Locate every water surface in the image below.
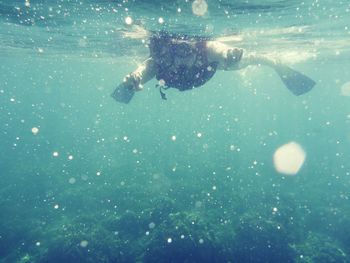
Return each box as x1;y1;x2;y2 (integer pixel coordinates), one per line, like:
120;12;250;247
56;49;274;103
1;0;350;262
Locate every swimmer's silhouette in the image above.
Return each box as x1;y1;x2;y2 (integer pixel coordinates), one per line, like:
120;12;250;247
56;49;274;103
112;31;315;103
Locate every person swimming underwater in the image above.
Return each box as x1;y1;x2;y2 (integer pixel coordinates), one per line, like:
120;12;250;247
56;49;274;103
111;31;316;104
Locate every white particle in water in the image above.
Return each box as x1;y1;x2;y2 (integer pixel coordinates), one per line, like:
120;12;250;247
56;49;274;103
272;207;278;212
341;81;350;96
158;17;164;24
35;241;40;246
199;238;204;244
149;222;156;229
273;142;306;175
125;16;133;25
167;238;172;243
80;240;88;248
81;175;88;181
54;204;59;209
52;151;59;157
153;173;160;180
96;171;101;176
171;135;177;141
197;132;202;138
180;234;185;239
68;177;76;184
195;201;202;208
68;155;73;160
31;127;39;135
78;38;88;47
192;0;208;16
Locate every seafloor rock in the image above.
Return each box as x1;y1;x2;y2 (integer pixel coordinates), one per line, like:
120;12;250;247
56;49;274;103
28;216;133;263
293;232;349;263
232;214;295;263
140;211;231;263
148;198;177;225
115;210;143;237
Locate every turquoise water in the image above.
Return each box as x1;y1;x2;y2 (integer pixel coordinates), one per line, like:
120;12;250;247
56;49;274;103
1;0;350;262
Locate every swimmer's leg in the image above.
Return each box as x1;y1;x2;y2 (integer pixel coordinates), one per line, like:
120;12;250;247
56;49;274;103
273;64;316;95
236;54;315;96
206;41;243;70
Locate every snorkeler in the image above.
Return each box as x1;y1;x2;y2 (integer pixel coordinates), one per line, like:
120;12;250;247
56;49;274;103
111;31;316;103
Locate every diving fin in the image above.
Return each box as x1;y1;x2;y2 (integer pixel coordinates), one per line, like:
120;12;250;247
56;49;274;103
111;83;135;104
274;65;315;96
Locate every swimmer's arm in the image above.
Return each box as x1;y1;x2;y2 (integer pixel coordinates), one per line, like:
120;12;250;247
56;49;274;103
122;58;156;91
111;58;156;103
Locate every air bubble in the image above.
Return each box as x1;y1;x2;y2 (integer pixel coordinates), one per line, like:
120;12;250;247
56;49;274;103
192;0;208;16
273;142;306;175
31;127;39;135
125;16;133;25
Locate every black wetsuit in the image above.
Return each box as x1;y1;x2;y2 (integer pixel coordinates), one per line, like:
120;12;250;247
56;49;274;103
149;32;219;91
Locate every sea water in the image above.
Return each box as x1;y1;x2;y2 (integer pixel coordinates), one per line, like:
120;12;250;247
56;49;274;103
1;0;350;262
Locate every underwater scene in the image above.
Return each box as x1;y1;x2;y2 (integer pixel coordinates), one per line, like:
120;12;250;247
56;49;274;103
1;0;350;262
